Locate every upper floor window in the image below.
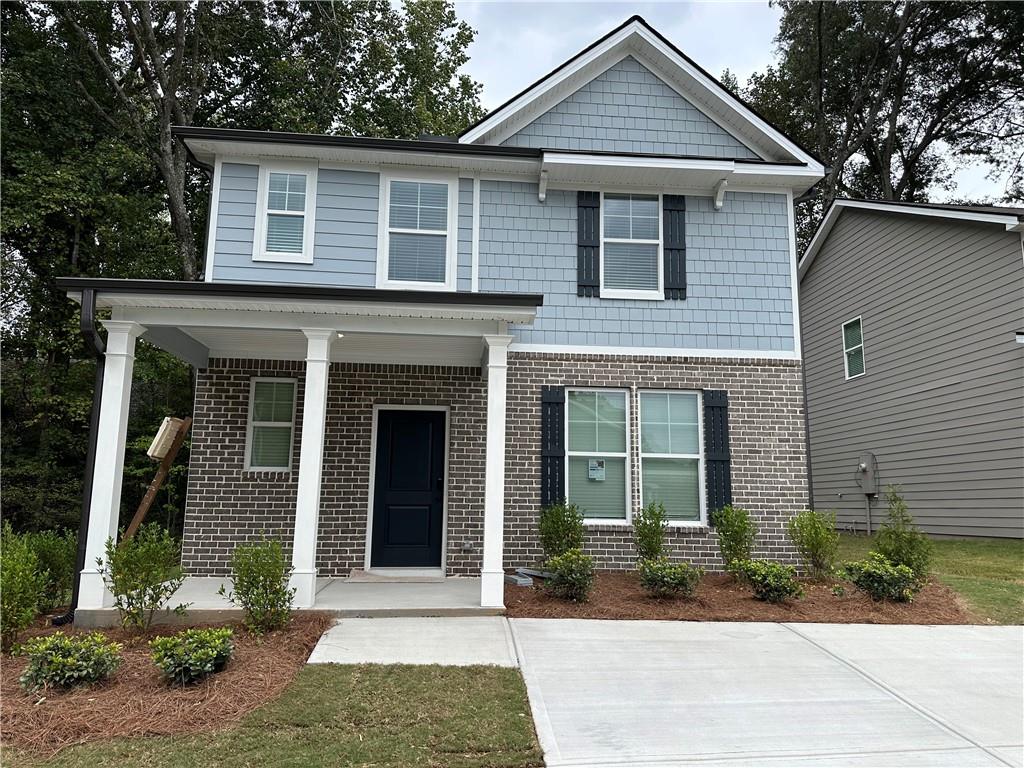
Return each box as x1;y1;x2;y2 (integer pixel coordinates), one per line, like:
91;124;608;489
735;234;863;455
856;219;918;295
378;175;458;291
601;193;662;300
843;317;866;379
253;162;318;264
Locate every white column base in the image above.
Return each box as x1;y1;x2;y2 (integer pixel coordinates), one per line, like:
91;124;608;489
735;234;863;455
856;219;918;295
77;569;113;609
290;569;317;609
480;569;505;609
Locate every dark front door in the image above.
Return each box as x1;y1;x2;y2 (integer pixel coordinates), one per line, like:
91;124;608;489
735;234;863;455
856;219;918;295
370;409;445;568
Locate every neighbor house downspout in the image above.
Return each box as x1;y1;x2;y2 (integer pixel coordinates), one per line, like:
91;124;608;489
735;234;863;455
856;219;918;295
52;288;106;626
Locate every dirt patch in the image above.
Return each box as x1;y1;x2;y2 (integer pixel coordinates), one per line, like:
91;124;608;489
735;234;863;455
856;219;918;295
1;612;332;759
505;572;974;624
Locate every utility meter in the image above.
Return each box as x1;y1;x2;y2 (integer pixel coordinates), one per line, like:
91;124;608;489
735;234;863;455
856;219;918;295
854;452;878;496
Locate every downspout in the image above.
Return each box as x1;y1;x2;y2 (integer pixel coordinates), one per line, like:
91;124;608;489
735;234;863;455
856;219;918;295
52;288;105;626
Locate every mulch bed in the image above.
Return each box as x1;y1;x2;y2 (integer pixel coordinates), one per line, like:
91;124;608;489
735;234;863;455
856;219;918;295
505;571;975;624
1;612;332;759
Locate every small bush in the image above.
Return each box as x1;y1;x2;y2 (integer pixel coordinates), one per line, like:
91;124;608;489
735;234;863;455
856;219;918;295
97;524;187;631
712;505;757;573
734;559;804;603
544;548;594;602
538;502;585;560
786;509;839;578
19;632;122;691
638;557;702;599
25;529;77;611
150;627;234;685
875;487;931;579
1;523;47;651
632;502;667;561
219;538;295;634
843;552;923;603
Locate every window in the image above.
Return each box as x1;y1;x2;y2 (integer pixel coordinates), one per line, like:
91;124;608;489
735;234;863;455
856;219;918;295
378;176;457;290
843;317;866;379
246;378;296;471
601;193;662;299
253;163;317;264
639;391;703;523
566;389;629;520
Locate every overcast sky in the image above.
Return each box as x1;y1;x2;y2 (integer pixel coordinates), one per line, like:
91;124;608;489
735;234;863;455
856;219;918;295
455;1;1005;201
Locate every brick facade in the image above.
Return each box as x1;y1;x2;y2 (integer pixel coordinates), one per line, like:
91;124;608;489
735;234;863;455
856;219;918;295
182;353;807;577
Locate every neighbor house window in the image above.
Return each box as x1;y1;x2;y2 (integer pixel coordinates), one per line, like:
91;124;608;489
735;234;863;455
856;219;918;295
601;193;662;299
566;389;629;520
843;317;866;379
378;176;457;290
639;391;703;522
246;378;296;471
253;163;317;264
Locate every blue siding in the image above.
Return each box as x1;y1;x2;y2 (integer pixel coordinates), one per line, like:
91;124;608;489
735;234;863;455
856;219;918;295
478;181;794;351
457;177;473;291
501;56;760;159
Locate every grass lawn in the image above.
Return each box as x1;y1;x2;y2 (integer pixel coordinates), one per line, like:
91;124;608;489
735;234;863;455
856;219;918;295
12;664;543;768
839;534;1024;624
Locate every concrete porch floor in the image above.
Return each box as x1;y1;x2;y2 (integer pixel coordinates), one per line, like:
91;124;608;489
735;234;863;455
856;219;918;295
73;575;496;627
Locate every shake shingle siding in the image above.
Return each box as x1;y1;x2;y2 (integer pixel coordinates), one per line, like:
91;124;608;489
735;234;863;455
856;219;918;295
801;209;1024;537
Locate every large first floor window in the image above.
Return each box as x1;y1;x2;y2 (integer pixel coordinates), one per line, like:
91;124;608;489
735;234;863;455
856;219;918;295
639;391;702;522
566;389;629;520
246;378;296;471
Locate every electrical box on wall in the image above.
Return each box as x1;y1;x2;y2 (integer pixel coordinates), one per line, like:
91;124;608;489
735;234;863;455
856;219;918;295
854;452;878;496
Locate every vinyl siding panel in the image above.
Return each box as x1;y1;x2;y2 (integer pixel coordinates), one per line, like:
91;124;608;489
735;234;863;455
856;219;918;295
800;209;1024;537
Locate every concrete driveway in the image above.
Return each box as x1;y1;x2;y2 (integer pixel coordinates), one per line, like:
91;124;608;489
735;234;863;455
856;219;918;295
509;620;1024;768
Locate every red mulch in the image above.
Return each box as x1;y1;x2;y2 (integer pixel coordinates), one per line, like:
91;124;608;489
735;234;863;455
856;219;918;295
1;612;332;759
505;571;975;624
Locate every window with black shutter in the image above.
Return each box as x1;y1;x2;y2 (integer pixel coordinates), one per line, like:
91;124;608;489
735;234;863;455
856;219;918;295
663;195;687;299
540;386;566;506
577;191;600;297
703;389;732;523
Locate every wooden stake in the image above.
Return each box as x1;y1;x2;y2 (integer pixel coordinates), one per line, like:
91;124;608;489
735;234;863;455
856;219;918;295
121;416;192;543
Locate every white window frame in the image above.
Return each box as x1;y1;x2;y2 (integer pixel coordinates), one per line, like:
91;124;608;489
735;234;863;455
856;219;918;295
244;377;297;472
599;191;664;301
842;315;866;380
252;161;318;265
637;389;707;527
376;171;459;292
564;387;632;526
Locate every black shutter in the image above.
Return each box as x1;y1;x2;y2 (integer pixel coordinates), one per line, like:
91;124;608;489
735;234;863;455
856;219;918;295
663;194;687;299
540;386;566;507
577;191;600;297
703;389;732;524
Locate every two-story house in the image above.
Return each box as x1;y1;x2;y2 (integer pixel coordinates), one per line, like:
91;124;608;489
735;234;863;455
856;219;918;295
59;16;825;616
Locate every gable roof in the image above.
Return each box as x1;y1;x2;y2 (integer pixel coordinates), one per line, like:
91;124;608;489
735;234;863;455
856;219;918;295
459;15;824;171
799;198;1024;280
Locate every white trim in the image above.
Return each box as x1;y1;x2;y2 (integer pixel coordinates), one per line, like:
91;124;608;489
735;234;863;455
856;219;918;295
376;171;459;292
564;387;632;524
471;174;481;292
364;404;450;572
203;158;222;282
509;342;800;360
252;160;318;265
599;191;664;301
636;389;706;527
799;199;1024;280
842;315;866;380
244;377;298;472
786;189;803;358
481;335;512;607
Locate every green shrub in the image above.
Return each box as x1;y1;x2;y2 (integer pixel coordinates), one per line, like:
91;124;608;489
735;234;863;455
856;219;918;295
875;487;931;579
538;502;585;560
638;557;702;599
150;627;234;685
97;524;187;630
544;548;594;602
786;509;839;578
632;502;667;561
19;632;122;691
734;559;804;603
712;505;757;573
1;523;46;651
25;529;77;611
843;552;923;603
219;538;295;634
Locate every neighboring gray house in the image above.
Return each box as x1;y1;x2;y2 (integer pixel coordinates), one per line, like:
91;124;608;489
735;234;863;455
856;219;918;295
59;16;826;615
799;199;1024;538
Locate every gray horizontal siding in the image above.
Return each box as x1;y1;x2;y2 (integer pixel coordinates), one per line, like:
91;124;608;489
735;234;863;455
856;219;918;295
800;209;1024;538
501;56;760;159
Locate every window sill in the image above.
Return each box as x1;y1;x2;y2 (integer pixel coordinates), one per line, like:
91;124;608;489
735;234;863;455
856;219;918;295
583;519;708;530
600;289;664;301
376;279;457;292
253;251;314;265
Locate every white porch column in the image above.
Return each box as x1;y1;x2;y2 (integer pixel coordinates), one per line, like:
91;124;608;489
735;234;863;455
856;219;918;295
481;334;513;608
78;320;145;609
290;328;336;608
